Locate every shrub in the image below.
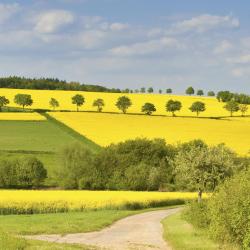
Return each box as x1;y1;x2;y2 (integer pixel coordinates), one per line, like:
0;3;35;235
208;170;250;248
58;143;95;189
0;157;47;188
184;201;210;229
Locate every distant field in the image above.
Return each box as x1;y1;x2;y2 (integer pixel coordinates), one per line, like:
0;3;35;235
0;88;244;117
50;112;250;155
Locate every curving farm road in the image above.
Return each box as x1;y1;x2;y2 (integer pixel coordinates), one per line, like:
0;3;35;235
27;208;181;250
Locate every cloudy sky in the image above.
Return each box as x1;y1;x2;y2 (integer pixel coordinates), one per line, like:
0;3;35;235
0;0;250;93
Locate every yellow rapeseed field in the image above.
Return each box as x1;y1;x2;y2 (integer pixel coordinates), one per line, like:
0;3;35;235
50;112;250;155
0;112;46;121
0;190;200;214
0;88;241;117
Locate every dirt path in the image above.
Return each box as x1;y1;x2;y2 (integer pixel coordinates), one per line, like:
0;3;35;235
27;208;181;250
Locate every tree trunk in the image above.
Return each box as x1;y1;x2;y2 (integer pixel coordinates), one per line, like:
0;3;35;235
198;188;202;203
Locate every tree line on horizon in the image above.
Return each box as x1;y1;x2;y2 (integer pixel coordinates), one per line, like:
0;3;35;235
0;93;249;117
1;77;250;104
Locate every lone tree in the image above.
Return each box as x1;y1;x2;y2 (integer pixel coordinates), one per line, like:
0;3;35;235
166;88;172;94
14;94;33;110
239;104;248;117
141;102;156;115
223;100;239;117
116;96;132;114
166;99;182;116
72;94;85;112
147;87;154;93
93;98;105;112
207;91;215;96
185;86;195;95
197;89;204;96
140;87;146;93
189;101;206;116
49;98;59;110
0;96;9;111
159;89;162;94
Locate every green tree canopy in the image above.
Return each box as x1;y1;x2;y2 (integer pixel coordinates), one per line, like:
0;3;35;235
147;87;154;93
0;96;9;111
49;98;59;110
223;100;239;116
116;96;132;113
166;88;172;94
140;87;146;93
239;104;248;117
14;94;33;110
72;94;85;111
185;86;195;95
207;91;215;96
197;89;204;96
93;98;105;112
189;101;206;116
166;99;182;116
172;142;238;191
141;102;156;115
217;91;234;102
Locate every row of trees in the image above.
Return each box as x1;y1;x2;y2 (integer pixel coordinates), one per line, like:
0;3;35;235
0;76;121;93
217;90;250;104
1;77;250;102
0;94;248;116
57;139;246;191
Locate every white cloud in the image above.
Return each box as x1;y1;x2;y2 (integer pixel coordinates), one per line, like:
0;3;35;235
34;10;74;33
109;22;129;31
213;40;233;54
171;14;239;34
0;3;20;24
227;54;250;64
110;37;181;56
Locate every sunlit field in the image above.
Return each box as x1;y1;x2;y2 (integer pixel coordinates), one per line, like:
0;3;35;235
0;88;240;117
50;112;250;155
0;112;45;120
0;190;200;214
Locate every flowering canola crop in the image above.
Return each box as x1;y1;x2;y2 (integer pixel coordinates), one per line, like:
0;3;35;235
0;88;242;117
50;112;250;155
0;112;46;121
0;190;199;214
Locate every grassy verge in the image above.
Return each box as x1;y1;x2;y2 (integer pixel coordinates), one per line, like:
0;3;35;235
0;232;94;250
163;212;239;250
0;206;182;235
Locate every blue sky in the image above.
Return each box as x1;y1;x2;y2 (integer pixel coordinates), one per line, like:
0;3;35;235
0;0;250;93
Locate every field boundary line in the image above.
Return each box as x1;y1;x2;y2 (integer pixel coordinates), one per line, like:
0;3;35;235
41;112;101;152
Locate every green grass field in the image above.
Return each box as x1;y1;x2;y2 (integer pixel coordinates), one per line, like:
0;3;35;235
0;210;136;235
0;120;78;152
